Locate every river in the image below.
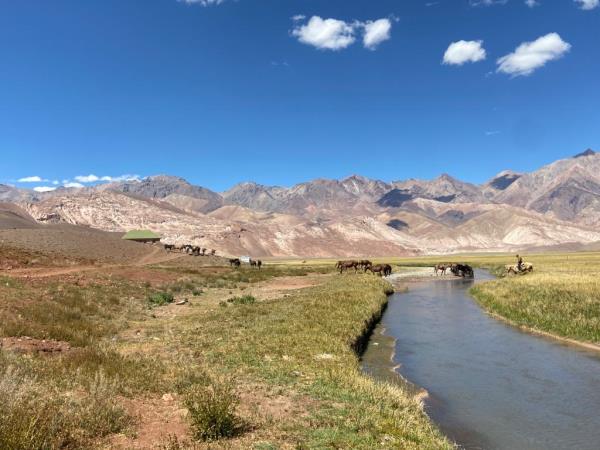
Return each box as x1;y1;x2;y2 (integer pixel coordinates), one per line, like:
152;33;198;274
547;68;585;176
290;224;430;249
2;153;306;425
362;270;600;450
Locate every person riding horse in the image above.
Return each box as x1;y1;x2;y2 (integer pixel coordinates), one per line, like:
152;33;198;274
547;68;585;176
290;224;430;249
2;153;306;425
516;254;524;272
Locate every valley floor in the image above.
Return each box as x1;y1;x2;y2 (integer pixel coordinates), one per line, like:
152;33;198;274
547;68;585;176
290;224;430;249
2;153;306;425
0;250;450;449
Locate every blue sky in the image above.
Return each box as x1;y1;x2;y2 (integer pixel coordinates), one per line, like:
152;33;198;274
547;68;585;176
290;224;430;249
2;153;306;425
1;0;598;192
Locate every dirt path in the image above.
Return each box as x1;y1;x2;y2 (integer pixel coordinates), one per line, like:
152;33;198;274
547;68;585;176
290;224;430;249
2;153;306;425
132;246;182;266
2;247;182;279
4;265;101;279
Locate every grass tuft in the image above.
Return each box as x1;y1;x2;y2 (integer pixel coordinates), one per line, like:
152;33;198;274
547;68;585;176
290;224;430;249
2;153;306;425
227;295;256;305
183;378;244;442
148;291;175;307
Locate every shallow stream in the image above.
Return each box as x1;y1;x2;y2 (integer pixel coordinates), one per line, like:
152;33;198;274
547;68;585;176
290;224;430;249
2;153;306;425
362;270;600;450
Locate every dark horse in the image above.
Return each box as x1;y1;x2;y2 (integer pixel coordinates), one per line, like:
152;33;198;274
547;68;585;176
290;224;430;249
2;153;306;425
366;264;392;277
249;259;263;269
359;260;373;272
229;258;241;268
336;260;359;274
450;263;474;278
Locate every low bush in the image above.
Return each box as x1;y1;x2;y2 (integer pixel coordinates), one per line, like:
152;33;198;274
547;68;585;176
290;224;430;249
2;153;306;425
183;378;243;441
148;291;175;307
226;295;256;305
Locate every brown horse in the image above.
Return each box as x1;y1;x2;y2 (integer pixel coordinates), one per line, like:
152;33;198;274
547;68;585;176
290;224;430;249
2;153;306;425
366;264;385;276
359;260;373;271
229;258;241;268
434;264;450;276
249;259;262;269
336;260;359;274
383;264;392;277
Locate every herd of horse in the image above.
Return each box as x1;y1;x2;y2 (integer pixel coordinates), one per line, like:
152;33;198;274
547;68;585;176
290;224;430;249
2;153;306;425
164;244;216;257
335;260;393;276
434;263;475;278
229;258;263;269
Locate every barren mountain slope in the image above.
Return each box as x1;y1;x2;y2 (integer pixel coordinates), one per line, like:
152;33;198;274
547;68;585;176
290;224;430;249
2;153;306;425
224;176;391;217
99;175;224;213
21;191;421;257
493;150;600;224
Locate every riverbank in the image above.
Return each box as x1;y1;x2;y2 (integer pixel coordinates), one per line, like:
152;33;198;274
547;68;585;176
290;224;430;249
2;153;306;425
382;252;600;348
470;265;600;347
0;260;452;448
364;269;600;450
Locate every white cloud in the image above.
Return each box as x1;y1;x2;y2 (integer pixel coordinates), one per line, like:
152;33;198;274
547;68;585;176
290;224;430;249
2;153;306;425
33;186;56;193
178;0;225;5
292;15;306;22
470;0;508;6
363;19;392;50
575;0;599;10
74;174;100;183
18;176;46;183
443;40;486;65
102;174;141;182
291;16;357;51
291;16;393;51
525;0;540;7
497;32;571;77
52;180;59;185
64;182;84;188
486;130;501;136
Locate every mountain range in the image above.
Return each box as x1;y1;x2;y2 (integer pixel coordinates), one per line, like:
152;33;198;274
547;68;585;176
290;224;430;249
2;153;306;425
3;149;600;257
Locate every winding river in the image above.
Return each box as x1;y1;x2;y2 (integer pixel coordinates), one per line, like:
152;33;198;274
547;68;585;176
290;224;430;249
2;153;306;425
362;270;600;450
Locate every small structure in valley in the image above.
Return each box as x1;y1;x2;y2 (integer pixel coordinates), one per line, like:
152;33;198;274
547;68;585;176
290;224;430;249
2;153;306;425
121;229;161;243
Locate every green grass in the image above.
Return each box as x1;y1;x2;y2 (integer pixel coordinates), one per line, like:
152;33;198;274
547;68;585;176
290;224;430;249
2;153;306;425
464;252;600;344
167;275;451;449
148;291;175;307
226;295;256;305
0;263;450;448
183;377;244;441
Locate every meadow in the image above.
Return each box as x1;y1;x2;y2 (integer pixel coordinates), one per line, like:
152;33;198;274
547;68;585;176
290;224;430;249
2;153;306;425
273;252;600;346
0;261;451;449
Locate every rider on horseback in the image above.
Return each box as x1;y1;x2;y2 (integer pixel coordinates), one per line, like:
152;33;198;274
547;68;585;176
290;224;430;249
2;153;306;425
516;254;524;272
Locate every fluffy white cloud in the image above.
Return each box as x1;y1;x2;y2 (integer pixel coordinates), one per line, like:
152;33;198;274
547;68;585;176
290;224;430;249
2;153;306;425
33;186;56;193
291;16;393;51
497;32;571;77
363;19;392;50
74;174;100;183
575;0;599;9
525;0;540;7
18;176;46;183
443;40;486;65
64;182;84;188
291;16;357;51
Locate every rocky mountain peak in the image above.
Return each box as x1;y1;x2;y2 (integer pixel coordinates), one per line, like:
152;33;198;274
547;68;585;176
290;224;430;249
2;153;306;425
574;149;596;158
485;170;522;191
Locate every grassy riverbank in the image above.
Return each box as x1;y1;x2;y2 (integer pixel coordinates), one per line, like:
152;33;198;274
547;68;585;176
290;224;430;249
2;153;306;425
0;260;451;448
469;253;600;345
382;252;600;346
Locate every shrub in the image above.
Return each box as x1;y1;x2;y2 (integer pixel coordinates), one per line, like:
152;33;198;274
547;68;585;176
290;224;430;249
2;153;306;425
183;379;242;441
148;292;175;307
192;288;203;297
226;295;256;306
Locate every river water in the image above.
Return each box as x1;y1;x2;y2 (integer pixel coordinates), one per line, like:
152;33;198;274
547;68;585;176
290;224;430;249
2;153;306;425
363;270;600;450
